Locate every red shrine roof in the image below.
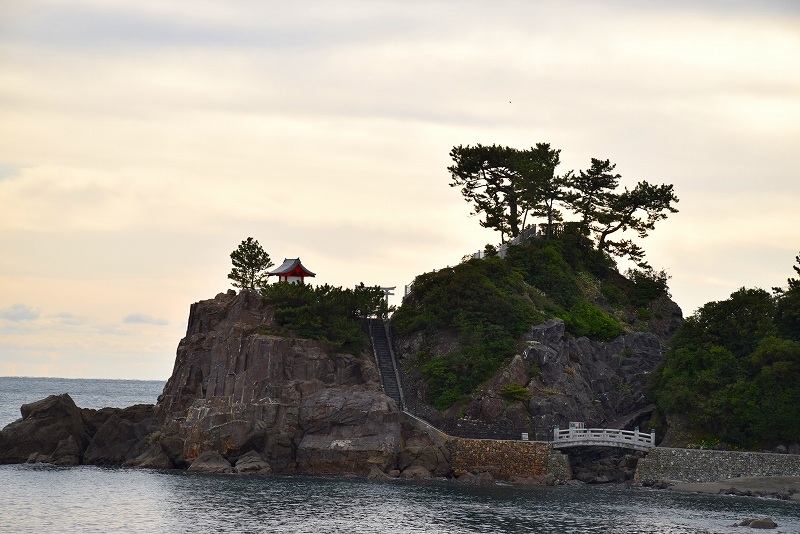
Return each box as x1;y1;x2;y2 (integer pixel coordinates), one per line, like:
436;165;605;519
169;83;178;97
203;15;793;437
268;258;316;278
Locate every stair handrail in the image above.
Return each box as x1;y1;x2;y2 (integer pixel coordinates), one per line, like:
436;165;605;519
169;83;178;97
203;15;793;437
382;320;406;411
367;320;386;392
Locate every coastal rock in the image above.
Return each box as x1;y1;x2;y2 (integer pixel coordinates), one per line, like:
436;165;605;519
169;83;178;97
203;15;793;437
367;464;390;480
234;451;272;475
188;450;232;474
124;443;173;469
83;405;158;465
740;517;777;529
0;394;89;464
398;445;450;477
50;435;82;466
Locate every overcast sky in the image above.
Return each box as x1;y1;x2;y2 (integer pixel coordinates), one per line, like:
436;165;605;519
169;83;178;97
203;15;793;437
1;0;799;380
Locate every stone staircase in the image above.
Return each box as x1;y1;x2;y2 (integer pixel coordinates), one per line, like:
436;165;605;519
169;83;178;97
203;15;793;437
368;319;403;410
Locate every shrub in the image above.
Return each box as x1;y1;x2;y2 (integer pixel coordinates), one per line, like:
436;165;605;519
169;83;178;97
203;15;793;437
499;383;532;402
560;301;624;341
625;268;671;307
261;281;385;354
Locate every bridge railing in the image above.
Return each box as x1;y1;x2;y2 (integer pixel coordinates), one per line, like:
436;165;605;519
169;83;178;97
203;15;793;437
553;426;655;449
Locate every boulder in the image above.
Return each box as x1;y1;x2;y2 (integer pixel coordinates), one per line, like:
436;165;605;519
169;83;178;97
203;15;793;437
188;450;232;474
0;394;89;464
50;435;82;466
234;451;272;475
739;517;777;529
400;465;431;479
398;445;450;477
124;443;173;469
366;465;389;480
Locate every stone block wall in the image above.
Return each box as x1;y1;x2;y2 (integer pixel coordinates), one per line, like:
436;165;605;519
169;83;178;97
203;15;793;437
547;449;572;482
449;438;550;477
636;447;800;484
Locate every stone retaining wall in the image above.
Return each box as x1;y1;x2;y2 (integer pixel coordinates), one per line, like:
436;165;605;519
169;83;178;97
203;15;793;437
449;438;550;477
547;449;572;482
636;447;800;484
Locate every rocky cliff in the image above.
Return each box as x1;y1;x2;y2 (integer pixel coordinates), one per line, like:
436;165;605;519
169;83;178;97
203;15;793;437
397;297;681;442
0;290;414;475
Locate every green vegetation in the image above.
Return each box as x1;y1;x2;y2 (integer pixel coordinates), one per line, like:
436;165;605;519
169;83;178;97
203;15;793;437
393;257;539;409
499;383;532;402
649;253;800;448
228;237;274;291
395;234;672;410
261;282;386;355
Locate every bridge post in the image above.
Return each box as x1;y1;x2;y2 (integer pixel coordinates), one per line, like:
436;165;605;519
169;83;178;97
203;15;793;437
650;429;655;446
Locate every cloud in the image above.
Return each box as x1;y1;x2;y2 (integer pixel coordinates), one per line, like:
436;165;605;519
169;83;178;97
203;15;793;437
0;303;40;322
122;313;169;326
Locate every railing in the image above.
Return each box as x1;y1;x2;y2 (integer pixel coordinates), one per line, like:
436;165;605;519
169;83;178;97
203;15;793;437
552;426;656;451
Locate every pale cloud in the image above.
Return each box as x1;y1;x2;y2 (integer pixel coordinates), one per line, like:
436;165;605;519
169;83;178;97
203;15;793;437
0;0;798;378
122;313;169;326
0;304;40;322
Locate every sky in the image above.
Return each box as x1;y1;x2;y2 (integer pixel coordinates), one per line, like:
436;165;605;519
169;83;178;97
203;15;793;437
1;0;799;380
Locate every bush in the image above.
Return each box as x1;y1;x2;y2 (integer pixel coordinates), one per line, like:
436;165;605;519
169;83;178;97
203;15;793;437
499;383;532;402
261;282;385;354
560;301;624;341
626;268;671;307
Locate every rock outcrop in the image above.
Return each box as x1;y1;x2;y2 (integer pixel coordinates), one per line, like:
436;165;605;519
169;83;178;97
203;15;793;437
155;289;396;474
1;289;406;476
0;394;90;464
0;393;160;467
397;317;672;441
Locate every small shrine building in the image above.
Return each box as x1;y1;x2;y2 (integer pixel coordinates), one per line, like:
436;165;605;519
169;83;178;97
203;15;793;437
268;258;316;284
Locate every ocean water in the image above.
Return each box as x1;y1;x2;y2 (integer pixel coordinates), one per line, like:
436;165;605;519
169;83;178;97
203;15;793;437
1;378;800;534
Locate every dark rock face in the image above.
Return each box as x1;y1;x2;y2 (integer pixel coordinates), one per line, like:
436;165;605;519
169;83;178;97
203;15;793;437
296;388;400;475
522;320;664;438
83;405;159;465
396;317;670;441
0;394;160;467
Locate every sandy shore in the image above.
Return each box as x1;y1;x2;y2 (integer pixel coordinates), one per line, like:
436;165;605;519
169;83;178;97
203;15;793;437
667;476;800;502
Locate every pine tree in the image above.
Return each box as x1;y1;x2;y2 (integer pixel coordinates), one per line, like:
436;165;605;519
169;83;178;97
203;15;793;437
227;237;274;290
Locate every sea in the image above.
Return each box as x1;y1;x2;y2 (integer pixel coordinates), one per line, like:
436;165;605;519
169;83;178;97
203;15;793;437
1;377;799;534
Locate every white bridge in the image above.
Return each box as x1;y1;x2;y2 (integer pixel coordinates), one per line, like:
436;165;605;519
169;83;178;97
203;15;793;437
552;423;655;452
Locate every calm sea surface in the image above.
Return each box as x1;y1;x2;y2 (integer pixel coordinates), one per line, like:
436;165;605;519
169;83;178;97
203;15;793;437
1;377;799;534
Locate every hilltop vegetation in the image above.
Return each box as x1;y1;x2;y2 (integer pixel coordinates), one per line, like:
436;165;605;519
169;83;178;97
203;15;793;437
393;232;673;410
649;253;800;449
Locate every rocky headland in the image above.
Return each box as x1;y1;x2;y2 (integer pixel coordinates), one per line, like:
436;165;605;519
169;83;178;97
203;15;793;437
0;290;448;477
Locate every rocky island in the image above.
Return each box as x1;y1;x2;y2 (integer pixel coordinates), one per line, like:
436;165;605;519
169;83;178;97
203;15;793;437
0;289;449;477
